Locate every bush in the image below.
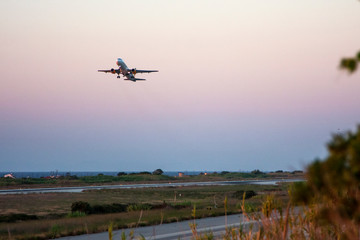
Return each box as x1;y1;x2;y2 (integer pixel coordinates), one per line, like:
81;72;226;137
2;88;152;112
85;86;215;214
292;126;360;238
71;201;91;214
70;202;129;215
0;213;38;223
251;169;264;174
49;224;63;238
152;169;164;175
63;172;78;179
232;190;257;199
127;203;152;212
91;203;127;214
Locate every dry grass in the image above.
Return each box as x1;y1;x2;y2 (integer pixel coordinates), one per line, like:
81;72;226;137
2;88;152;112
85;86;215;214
0;184;288;239
184;182;360;240
190;190;360;240
0;185;284;216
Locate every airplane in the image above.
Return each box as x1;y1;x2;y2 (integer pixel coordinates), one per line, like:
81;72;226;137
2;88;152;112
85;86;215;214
98;58;158;82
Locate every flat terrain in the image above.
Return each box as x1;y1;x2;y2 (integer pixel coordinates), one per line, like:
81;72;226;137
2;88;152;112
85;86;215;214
0;172;302;239
0;171;303;190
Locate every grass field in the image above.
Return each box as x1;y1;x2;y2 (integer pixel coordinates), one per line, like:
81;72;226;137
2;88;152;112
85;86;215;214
0;183;290;239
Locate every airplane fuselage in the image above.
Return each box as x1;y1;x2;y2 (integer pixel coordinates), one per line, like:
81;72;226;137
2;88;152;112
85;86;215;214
117;58;137;79
117;58;129;75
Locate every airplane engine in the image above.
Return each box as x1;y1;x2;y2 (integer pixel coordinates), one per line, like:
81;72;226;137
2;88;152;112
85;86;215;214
111;68;115;74
131;68;137;74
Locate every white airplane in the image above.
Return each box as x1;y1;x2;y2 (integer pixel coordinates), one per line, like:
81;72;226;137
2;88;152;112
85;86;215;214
98;58;158;82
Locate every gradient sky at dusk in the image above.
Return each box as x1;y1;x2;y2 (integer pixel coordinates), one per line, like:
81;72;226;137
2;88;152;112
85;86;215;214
1;0;360;172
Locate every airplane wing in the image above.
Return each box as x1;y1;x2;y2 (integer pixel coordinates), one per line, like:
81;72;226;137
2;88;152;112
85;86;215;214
98;68;121;74
134;70;158;73
128;69;158;74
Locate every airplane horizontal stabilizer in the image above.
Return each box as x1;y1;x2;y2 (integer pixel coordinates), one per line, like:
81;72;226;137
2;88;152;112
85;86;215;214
125;78;146;81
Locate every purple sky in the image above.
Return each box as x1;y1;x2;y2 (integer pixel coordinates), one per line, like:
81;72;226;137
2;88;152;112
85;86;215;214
1;0;360;172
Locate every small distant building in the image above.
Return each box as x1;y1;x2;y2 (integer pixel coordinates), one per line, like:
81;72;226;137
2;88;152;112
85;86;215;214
178;172;185;177
4;173;15;179
44;175;61;179
204;172;208;176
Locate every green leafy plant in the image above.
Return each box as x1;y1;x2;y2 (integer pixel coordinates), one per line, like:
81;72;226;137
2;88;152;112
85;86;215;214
339;50;360;74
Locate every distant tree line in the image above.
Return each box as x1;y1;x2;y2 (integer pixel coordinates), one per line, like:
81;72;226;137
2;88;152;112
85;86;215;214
117;169;164;176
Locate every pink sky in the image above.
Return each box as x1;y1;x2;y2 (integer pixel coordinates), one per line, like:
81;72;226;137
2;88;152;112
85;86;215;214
1;0;360;171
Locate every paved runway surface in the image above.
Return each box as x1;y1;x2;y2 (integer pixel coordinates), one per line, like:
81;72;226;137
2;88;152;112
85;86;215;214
57;213;257;240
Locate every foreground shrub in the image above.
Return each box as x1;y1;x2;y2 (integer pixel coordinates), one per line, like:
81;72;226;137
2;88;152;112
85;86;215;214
195;126;360;240
291;126;360;239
